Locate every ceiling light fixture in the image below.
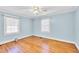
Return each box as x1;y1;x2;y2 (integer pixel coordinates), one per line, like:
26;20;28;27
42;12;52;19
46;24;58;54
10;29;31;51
32;6;47;16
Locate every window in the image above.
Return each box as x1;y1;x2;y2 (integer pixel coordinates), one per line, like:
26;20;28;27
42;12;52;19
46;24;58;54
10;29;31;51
41;19;50;32
4;16;19;34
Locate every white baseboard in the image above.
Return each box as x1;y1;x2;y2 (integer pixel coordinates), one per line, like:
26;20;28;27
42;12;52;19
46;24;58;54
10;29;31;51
75;43;79;50
34;35;79;49
0;34;79;50
34;35;75;44
0;34;75;45
0;35;32;45
17;35;32;40
0;39;14;45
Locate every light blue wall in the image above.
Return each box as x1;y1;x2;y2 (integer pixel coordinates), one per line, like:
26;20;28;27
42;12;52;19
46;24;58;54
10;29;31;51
0;11;77;46
0;14;4;42
33;12;75;42
75;8;79;47
0;13;32;43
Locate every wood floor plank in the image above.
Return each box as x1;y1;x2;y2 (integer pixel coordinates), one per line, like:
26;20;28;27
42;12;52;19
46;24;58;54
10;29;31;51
0;35;78;53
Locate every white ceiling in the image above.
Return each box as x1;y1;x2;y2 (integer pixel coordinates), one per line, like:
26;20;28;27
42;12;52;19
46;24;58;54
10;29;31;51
0;6;78;18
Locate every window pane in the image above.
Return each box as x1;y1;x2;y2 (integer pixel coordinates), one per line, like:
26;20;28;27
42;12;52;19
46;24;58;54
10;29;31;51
4;16;19;34
41;19;50;32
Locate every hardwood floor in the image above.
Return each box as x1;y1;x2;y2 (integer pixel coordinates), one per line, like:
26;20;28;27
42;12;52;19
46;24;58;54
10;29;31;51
0;35;78;53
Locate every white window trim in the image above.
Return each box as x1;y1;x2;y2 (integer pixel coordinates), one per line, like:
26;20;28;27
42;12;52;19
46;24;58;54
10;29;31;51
41;19;50;33
4;16;20;35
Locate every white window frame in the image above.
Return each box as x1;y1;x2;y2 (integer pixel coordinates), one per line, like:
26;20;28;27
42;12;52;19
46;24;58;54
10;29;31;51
41;19;50;32
4;16;20;35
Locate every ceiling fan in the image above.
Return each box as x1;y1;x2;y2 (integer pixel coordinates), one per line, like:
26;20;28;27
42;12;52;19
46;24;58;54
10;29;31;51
32;6;47;16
